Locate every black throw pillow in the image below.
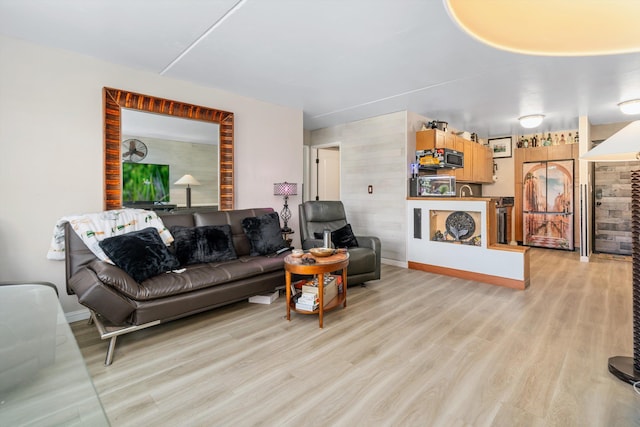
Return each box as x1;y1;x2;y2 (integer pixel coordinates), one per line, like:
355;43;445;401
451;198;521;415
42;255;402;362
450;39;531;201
170;224;237;265
241;212;287;256
331;224;359;248
98;227;180;283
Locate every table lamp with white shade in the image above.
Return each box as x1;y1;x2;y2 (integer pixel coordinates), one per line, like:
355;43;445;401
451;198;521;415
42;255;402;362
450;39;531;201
174;174;201;208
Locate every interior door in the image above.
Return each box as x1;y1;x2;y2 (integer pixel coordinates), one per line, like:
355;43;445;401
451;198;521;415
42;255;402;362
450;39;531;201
314;147;340;200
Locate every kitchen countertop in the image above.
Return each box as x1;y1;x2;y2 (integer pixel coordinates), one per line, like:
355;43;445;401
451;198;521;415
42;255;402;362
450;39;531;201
406;196;495;202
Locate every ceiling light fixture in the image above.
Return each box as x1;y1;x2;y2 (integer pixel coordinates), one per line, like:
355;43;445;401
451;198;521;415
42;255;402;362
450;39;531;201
518;115;545;128
444;0;640;56
618;99;640;115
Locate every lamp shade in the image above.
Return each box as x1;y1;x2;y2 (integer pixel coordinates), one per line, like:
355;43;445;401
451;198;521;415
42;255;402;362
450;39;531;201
174;174;201;186
581;121;640;162
274;182;297;196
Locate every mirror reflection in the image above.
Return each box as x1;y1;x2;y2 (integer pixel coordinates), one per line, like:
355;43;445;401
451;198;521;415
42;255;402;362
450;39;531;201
121;109;219;209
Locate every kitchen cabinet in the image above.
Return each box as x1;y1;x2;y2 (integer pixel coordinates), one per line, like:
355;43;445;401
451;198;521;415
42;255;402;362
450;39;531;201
472;142;493;183
416;129;493;184
417;128;445;149
461;139;474;181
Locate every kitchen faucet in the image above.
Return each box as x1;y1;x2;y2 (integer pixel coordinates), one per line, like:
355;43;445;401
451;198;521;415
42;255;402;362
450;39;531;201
459;184;473;197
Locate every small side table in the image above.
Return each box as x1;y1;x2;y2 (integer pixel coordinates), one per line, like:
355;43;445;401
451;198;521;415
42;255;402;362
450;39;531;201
284;252;349;328
281;229;295;247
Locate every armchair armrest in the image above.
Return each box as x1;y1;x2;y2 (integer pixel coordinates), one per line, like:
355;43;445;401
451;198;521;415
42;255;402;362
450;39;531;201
354;235;381;253
302;235;381;253
301;238;324;250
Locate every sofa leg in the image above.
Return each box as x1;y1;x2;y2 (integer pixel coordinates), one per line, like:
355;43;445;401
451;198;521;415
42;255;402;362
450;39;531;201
105;336;117;366
89;310;161;365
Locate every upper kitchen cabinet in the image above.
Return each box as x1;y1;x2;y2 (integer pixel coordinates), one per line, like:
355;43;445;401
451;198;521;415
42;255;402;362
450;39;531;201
416;129;493;184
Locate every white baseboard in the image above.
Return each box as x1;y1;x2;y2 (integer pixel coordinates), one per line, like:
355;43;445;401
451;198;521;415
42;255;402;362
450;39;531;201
381;258;407;268
65;308;90;323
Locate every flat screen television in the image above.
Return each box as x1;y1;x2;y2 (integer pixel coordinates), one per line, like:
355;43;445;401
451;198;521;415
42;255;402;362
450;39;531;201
122;162;170;205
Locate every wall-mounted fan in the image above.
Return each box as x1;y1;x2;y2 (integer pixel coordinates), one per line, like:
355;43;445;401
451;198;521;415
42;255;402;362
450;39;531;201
122;138;148;162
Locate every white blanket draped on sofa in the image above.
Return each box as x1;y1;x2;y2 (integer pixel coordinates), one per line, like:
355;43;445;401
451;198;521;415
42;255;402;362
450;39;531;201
47;209;173;262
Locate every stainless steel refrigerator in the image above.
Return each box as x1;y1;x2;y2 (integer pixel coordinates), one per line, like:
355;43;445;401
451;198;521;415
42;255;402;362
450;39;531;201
523;160;574;250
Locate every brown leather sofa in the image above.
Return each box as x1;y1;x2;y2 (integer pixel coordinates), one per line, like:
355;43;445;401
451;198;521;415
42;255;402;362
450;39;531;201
65;208;288;365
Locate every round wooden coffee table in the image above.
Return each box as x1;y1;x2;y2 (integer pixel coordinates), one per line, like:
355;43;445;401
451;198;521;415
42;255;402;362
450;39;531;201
284;251;349;328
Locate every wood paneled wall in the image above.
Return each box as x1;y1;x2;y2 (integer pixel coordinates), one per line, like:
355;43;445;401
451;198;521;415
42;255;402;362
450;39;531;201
310;111;411;262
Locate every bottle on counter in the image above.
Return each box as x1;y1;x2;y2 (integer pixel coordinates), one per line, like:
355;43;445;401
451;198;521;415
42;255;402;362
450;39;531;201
560;134;566;144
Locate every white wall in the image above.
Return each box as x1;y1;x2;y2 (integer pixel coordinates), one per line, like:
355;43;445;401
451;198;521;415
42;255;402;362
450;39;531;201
482;154;514;197
0;35;303;314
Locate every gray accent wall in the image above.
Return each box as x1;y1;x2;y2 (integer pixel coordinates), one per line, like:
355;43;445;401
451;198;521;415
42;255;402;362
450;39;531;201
310;111;429;264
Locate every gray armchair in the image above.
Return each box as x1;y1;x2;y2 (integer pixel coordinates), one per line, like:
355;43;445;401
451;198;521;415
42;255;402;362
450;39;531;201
298;201;381;286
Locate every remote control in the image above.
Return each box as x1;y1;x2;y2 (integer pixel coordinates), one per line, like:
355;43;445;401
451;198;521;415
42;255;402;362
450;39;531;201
275;247;291;255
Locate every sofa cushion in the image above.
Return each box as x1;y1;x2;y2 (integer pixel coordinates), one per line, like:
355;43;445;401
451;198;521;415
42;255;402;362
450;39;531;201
170;225;237;265
314;224;359;248
241;212;287;256
98;227;180;283
90;254;286;301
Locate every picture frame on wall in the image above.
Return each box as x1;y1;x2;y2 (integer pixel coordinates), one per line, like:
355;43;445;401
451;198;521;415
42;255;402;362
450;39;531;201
489;137;512;158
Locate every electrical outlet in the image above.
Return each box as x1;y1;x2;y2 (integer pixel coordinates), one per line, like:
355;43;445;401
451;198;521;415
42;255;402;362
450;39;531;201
368;185;373;194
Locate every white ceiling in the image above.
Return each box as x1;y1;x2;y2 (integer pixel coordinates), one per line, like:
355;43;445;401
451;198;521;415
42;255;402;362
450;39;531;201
2;0;640;138
122;109;219;145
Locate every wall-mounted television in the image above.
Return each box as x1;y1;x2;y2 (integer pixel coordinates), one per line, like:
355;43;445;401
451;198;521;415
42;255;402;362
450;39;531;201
122;162;170;205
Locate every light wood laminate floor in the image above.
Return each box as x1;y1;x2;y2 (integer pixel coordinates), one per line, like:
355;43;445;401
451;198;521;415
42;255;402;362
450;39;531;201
71;249;640;426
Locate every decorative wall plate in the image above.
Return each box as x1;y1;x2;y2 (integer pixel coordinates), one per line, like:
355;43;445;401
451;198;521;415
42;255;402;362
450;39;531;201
445;211;475;240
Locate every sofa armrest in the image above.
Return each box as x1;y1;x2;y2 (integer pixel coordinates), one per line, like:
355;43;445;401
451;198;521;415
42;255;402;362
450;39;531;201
88;261;147;300
69;266;136;325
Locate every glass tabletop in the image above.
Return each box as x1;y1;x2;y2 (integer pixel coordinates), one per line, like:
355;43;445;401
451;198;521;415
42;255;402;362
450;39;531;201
0;283;109;426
